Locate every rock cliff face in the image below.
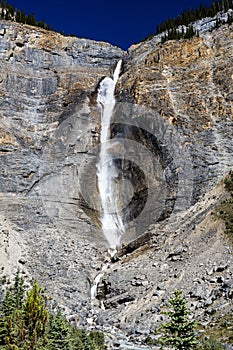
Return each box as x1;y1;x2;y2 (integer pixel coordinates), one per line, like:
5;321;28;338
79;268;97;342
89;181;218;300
119;26;233;197
0;18;123;317
0;19;233;344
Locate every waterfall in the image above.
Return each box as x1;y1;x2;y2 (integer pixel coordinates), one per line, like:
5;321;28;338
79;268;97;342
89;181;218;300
90;272;105;300
90;263;108;300
97;60;124;249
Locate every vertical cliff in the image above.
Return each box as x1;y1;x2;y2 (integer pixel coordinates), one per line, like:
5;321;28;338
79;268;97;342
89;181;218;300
0;19;233;343
0;19;124;314
118;23;233;200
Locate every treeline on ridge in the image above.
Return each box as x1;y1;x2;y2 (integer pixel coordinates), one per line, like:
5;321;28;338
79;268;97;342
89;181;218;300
0;0;52;31
157;0;233;34
143;0;233;43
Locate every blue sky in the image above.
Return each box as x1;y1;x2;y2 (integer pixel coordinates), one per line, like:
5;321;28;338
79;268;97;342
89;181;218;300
7;0;213;49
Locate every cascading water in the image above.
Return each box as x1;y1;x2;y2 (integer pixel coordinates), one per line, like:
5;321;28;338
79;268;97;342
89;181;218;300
90;61;124;310
90;263;109;309
97;60;124;250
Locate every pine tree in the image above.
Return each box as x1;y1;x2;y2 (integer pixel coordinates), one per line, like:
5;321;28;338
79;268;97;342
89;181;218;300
80;329;91;350
46;308;71;350
37;20;46;29
25;13;36;26
0;309;7;347
7;4;14;17
3;279;48;350
161;290;197;350
227;11;233;24
20;10;25;24
22;281;48;349
2;270;24;317
70;327;85;350
15;10;21;23
0;272;24;348
89;331;106;350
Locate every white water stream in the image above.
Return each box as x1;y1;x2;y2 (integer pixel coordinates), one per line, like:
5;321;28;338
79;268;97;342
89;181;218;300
90;262;108;298
97;60;124;249
90;61;123;304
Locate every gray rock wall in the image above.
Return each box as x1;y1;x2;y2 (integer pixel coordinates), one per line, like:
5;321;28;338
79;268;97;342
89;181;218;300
0;19;232;343
0;20;123;318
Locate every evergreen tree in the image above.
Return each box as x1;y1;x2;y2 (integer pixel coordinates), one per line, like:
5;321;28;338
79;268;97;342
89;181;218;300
0;272;106;350
25;13;36;26
4;281;48;350
7;4;14;17
0;309;7;347
89;331;106;350
15;10;20;23
80;329;92;350
5;309;24;349
22;281;48;349
161;290;197;350
227;11;233;24
2;270;24;317
70;327;85;350
20;10;26;24
37;20;46;29
46;308;71;350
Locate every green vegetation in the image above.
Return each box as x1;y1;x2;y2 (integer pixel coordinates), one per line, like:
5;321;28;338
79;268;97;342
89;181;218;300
198;311;233;347
145;290;232;349
142;0;233;43
215;170;233;242
197;337;225;350
0;1;52;30
224;170;233;194
160;290;197;350
156;0;233;34
0;271;106;350
161;25;198;44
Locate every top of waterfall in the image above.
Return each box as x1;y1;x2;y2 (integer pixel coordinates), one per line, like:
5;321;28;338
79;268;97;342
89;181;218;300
113;60;122;84
97;59;122;106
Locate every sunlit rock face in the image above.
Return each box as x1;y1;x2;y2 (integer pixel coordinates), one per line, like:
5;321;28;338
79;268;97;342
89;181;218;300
0;19;233;339
118;25;233;200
